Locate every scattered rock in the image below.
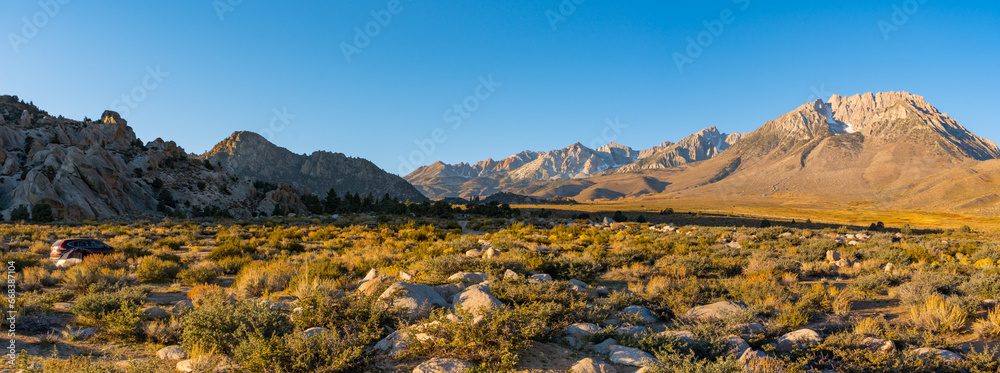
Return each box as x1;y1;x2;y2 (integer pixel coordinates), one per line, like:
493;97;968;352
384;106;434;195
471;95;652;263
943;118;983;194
725;335;750;356
142;306;169;319
483;247;500;259
565;323;601;338
452;284;503;317
359;275;396;297
660;330;695;343
375;330;415;358
685;301;747;321
826;250;841;262
738;349;768;363
595;286;609;296
53;302;73;312
862;337;896;353
378;282;450;318
569;279;590;292
503;269;520;280
777;329;822;351
302;327;330;339
620;305;658;324
156;345;187;360
432;283;467;300
399;271;414;281
609;345;657;367
914;347;963;362
465;249;482;258
616;325;648;337
570;357;618;373
529;274;553;283
884;263;894;272
592;338;619;355
172;300;194;314
730;323;766;335
447;272;489;283
412;358;474;373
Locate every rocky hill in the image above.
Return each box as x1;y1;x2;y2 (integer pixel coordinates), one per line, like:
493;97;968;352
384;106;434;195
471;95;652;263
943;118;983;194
0;95;429;220
201;131;427;202
0;95;312;220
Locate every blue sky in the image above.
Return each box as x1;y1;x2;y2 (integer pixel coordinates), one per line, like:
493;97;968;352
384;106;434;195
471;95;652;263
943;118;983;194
2;0;998;176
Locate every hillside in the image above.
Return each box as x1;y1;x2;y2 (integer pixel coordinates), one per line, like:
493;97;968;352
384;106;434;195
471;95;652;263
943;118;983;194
202;131;427;202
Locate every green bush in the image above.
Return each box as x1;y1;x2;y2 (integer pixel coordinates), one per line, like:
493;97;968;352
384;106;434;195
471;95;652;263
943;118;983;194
178;266;219;285
135;257;181;283
70;288;146;319
181;299;292;355
1;251;40;269
234;330;373;373
540;255;603;282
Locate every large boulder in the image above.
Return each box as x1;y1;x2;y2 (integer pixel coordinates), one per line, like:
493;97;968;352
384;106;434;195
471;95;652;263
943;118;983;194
412;358;473;373
684;301;747;321
379;282;450;318
570;358;618;373
776;329;822;351
609;345;657;367
452;284;503;317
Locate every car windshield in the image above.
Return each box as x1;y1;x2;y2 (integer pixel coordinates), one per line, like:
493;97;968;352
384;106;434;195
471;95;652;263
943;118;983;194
72;240;104;248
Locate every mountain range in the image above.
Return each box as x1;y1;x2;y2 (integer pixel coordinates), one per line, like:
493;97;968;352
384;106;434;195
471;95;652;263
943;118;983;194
405;126;742;200
5;90;1000;220
406;91;1000;214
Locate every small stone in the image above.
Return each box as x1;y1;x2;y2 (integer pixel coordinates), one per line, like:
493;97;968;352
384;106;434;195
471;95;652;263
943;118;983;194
156;345;187;360
725;335;750;356
565;323;601;337
447;271;489;283
570;357;618;373
142;306;169;319
777;329;822;351
660;330;695;343
616;325;648;337
592;338;619;355
609;345;657;367
862;337;896;353
53;302;74;312
685;301;747;321
172;300;194;314
412;358;474;373
529;274;552;283
826;250;841;262
399;271;414;281
465;249;482;258
620;305;658;324
303;327;330;339
914;347;963;362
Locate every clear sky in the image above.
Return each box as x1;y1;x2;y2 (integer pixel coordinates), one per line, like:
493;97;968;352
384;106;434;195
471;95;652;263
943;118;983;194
2;0;998;176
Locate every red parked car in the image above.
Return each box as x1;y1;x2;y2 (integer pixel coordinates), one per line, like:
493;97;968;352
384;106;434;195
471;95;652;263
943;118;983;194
49;239;114;260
